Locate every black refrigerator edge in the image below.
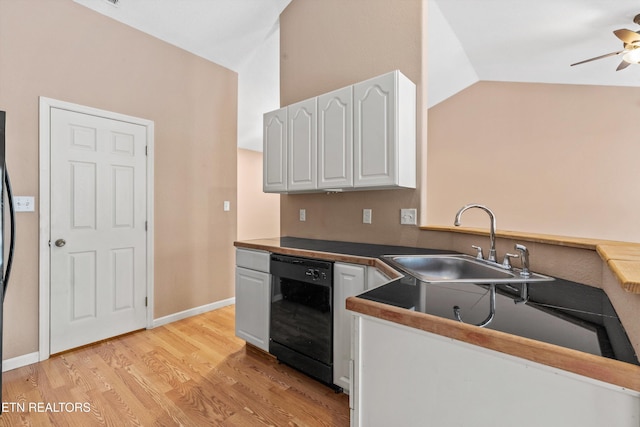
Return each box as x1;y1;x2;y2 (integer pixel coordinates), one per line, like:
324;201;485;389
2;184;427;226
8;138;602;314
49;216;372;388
0;110;17;412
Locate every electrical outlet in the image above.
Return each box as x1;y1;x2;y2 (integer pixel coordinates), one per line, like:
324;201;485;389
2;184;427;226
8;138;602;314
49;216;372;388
363;209;372;224
299;209;306;222
223;201;230;211
400;208;417;225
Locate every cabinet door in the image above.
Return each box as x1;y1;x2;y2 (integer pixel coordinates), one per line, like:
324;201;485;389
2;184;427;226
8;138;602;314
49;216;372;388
366;266;390;290
263;108;288;193
352;315;640;427
353;70;416;189
353;72;397;188
235;267;270;351
334;263;365;392
287;98;317;191
318;86;353;190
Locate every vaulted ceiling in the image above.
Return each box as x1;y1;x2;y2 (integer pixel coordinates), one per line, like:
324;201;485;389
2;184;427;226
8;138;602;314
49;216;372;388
74;0;640;145
429;0;640;106
73;0;290;71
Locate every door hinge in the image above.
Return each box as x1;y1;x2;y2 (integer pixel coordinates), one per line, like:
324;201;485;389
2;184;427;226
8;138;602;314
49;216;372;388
145;297;148;307
145;146;148;156
145;220;148;231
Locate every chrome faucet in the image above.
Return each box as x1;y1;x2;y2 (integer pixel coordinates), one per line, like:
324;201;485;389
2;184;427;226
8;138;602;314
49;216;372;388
515;244;530;278
454;204;497;262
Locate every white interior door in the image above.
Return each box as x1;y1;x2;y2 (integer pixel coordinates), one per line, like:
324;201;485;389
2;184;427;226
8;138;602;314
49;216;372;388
49;107;148;354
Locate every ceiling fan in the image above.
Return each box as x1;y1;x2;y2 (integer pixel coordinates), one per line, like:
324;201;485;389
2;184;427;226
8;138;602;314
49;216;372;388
571;14;640;71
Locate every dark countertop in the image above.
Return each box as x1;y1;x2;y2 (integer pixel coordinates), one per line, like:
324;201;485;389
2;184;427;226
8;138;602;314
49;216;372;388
273;236;457;257
359;276;638;366
234;237;640;390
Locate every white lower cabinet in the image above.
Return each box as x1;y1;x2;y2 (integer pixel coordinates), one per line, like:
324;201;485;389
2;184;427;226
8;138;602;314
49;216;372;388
350;314;640;427
366;265;390;290
235;249;270;352
333;263;366;392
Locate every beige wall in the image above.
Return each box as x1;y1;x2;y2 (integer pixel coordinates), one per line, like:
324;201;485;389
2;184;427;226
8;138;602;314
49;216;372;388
428;81;640;242
237;148;280;240
279;0;427;246
0;0;237;359
280;0;640;245
279;1;640;352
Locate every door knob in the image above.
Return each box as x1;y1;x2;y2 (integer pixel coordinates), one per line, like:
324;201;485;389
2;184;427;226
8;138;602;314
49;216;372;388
55;239;66;247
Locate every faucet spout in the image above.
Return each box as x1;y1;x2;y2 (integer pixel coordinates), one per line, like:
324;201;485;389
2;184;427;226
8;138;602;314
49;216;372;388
454;204;497;262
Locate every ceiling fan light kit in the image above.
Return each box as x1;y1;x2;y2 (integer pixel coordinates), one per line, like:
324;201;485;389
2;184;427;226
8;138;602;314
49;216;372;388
623;49;640;64
571;14;640;70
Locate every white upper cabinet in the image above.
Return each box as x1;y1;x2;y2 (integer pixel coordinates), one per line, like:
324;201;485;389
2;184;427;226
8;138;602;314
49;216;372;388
318;86;353;190
263;108;288;193
354;70;416;189
263;70;416;193
287;98;317;191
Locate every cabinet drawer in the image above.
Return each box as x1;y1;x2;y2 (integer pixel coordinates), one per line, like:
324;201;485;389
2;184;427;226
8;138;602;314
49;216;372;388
236;248;270;273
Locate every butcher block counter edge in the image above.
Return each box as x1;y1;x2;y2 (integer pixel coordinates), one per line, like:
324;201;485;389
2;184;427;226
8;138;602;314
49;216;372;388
233;238;402;279
234;237;640;393
346;296;640;393
423;225;640;294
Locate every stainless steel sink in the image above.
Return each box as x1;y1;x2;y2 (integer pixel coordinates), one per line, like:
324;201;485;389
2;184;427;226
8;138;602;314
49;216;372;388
382;254;554;284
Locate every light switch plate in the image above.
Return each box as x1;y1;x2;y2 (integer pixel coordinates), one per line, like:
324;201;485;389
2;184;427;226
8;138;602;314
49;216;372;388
223;201;230;211
299;209;306;222
401;208;417;225
14;196;35;212
363;209;372;224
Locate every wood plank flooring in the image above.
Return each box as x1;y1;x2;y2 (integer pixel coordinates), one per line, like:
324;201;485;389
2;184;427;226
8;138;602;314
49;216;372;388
0;306;349;426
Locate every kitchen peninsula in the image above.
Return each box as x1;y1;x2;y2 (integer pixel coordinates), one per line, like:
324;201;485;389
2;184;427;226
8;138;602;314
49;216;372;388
235;235;640;427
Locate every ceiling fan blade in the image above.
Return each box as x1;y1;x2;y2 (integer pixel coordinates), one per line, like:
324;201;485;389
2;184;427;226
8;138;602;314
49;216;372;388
614;29;640;44
570;51;624;66
617;59;632;71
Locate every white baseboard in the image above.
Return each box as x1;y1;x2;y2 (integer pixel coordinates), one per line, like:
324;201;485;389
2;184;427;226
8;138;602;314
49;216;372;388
152;297;235;328
3;351;40;372
2;298;236;372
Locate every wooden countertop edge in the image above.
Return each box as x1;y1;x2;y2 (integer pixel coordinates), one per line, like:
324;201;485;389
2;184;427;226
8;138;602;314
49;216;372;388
422;225;640;294
607;260;640;293
233;241;379;268
235;237;640;293
346;296;640;393
234;239;640;391
421;225;611;249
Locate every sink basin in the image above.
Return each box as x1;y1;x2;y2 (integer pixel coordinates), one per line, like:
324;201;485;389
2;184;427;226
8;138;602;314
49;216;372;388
382;254;554;284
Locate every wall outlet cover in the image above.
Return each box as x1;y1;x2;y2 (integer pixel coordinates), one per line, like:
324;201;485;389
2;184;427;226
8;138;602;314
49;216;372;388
299;209;306;222
401;208;417;225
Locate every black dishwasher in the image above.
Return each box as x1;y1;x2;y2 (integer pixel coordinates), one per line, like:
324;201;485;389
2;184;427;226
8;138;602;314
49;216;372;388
269;254;335;387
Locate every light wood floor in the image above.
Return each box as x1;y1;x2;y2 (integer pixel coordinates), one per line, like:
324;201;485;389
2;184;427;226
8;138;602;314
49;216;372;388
0;306;349;426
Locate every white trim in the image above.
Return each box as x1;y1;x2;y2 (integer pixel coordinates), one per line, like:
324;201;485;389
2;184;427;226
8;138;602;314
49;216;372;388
38;99;51;361
3;352;39;372
38;97;155;361
152;298;236;328
5;297;234;371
